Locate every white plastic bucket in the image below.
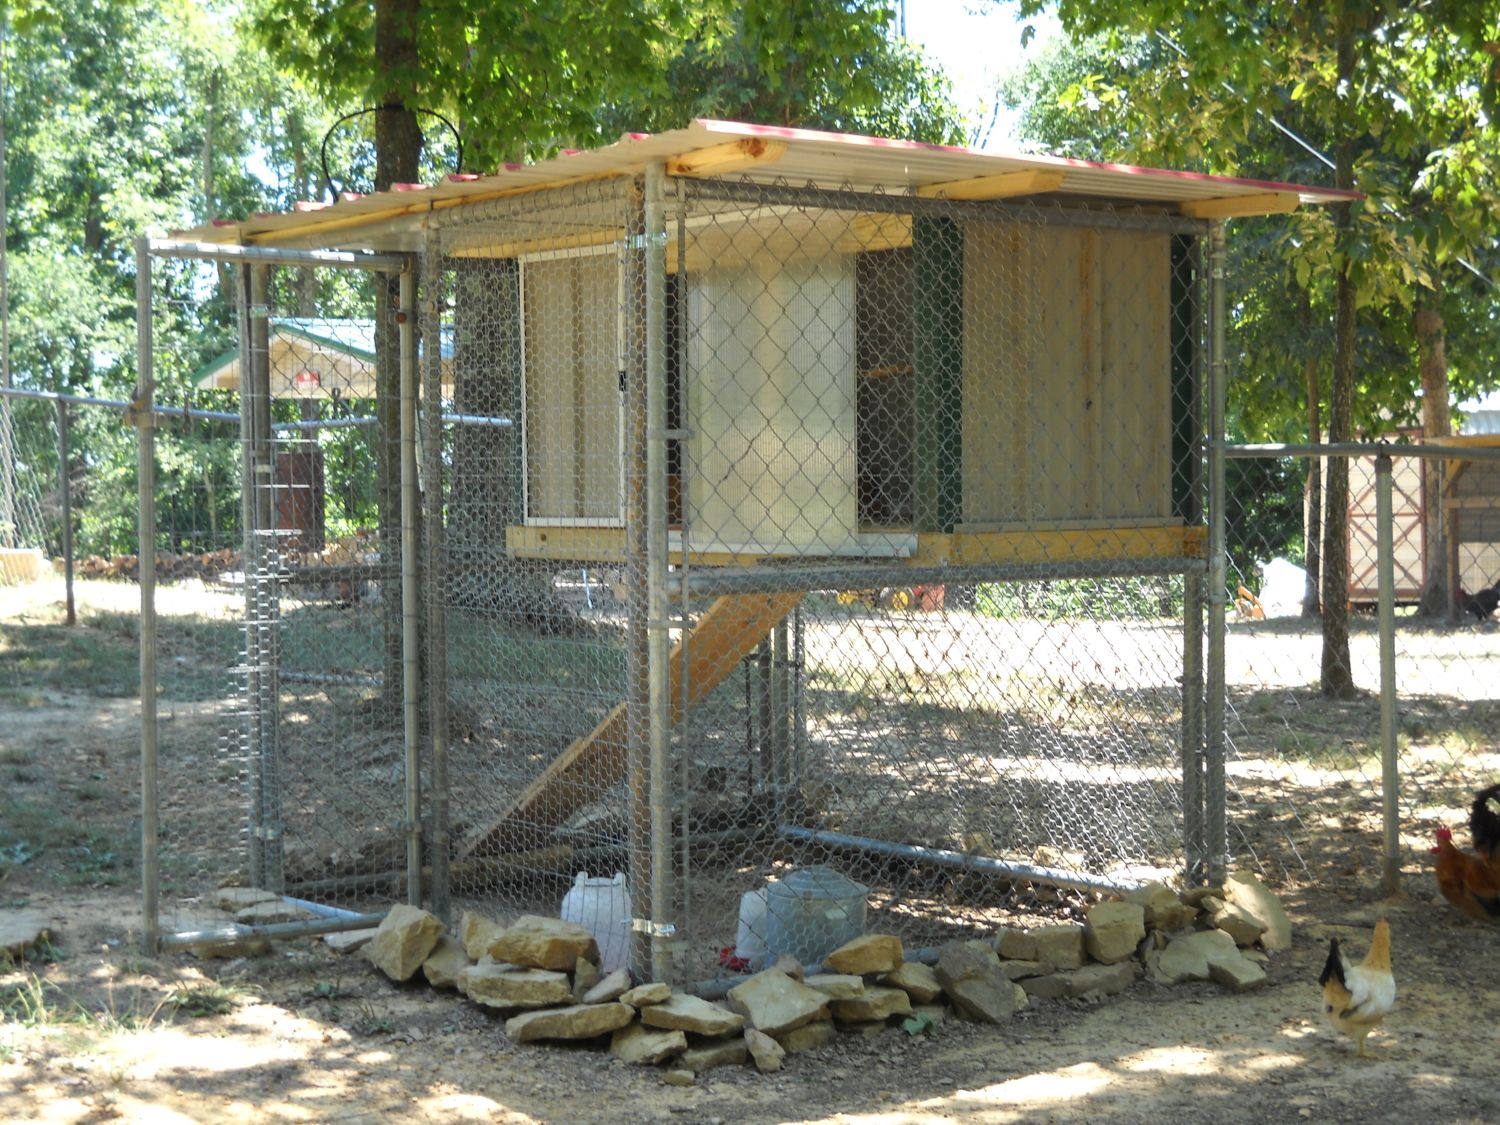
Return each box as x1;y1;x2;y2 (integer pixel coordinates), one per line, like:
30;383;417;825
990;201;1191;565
560;871;633;972
734;886;770;961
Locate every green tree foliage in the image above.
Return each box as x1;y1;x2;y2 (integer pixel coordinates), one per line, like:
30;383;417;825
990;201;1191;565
1005;0;1500;692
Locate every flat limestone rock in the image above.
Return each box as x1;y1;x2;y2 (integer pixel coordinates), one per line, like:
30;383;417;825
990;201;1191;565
997;959;1049;981
774;1020;837;1054
505;1001;634;1043
640;993;745;1038
1084;902;1146;965
213;887;279;911
610;1022;687;1064
883;961;942;1004
803;973;866;1000
1150;929;1240;984
935;940;1015;1024
572;955;602;1002
1212;900;1268;947
830;985;912;1024
822;934;903;976
460;964;573;1009
460;910;508;961
994;927;1038;960
745;1028;785;1073
726;970;830;1036
421;936;471;990
365;904;444;982
583;967;632;1005
621;982;671;1007
678;1038;749;1073
1125;882;1198;932
323;928;378;954
1067;961;1137;998
1028;924;1086;970
1223;872;1292;951
0;910;52;959
1208;953;1268;993
662;1069;696;1087
491;914;599;972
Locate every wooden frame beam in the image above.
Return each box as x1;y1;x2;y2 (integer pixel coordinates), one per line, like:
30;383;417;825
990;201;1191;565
666;138;788;178
1179;191;1300;220
917;169;1066;202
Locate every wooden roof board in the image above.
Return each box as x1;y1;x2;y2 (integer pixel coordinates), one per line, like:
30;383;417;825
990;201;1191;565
175;118;1359;254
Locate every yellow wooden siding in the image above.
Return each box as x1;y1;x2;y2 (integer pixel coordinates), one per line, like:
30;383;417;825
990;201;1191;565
962;223;1172;527
685;252;859;553
523;254;621;521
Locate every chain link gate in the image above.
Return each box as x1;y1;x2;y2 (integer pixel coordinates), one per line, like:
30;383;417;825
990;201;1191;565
415;170;1219;984
137;241;415;949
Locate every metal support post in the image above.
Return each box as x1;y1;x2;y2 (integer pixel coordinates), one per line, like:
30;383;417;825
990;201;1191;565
1376;453;1400;895
1205;222;1228;886
56;399;75;625
644;161;676;982
248;263;284;893
418;232;452;921
136;239;160;953
399;261;426;912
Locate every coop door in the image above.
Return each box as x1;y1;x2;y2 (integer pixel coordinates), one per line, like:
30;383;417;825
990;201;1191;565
521;251;624;525
685;254;859;554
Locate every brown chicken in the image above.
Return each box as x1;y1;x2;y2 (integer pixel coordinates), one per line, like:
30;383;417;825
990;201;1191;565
1318;919;1395;1057
1431;826;1500;923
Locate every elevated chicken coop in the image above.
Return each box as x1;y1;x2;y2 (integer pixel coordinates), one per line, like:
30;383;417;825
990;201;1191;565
141;120;1351;979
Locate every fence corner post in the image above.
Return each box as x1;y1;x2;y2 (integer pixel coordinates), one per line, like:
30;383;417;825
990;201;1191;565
1376;451;1400;896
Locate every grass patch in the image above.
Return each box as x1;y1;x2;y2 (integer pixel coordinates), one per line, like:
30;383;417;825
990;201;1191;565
0;797;134;887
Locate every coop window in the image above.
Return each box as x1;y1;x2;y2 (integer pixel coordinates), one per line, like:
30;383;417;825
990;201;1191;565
856;246;915;528
519;249;625;526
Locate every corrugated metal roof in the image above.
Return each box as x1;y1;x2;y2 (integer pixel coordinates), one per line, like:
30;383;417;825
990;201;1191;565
175;118;1359;253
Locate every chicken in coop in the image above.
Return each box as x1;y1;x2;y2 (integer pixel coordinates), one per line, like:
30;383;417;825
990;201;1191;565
1460;580;1500;622
1318;919;1395;1057
1430;826;1500;924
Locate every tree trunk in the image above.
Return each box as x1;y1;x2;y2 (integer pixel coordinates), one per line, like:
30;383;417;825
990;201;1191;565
1301;289;1322;617
374;0;423;706
1320;9;1358;700
1415;280;1451;617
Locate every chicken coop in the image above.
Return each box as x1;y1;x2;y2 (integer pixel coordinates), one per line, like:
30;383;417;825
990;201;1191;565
138;120;1350;980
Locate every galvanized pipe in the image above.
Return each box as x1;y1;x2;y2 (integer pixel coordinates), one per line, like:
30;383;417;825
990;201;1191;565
777;827;1145;894
135;238;160;954
146;238;408;273
644;160;676;982
421;228;452;921
157;913;389;951
270;412;513;433
1205;221;1228;886
1181;572;1205;883
1376;454;1401;895
671;557;1207;599
1224;441;1500;461
0;383;240;422
56;399;74;626
235;263;262;891
399;263;424;912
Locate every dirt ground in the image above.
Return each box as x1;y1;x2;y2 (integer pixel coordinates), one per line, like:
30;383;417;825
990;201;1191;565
5;587;1500;1123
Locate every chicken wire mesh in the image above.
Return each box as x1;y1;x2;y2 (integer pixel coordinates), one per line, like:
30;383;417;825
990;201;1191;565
140;250;408;943
1221;447;1500;895
415;174;1211;982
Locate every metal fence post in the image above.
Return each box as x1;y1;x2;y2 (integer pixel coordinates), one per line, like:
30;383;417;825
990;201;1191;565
135;238;160;953
399;259;427;913
56;398;75;626
1376;451;1400;895
644;160;676;982
1205;221;1228;886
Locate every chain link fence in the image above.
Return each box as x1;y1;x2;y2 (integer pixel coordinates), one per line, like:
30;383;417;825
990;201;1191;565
1222;446;1500;897
109;173;1500;988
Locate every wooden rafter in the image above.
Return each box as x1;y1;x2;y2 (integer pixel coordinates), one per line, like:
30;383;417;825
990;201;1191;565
916;169;1066;202
1179;191;1301;220
666;137;788;178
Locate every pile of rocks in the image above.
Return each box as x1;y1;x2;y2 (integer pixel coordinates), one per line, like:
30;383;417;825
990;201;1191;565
329;872;1291;1081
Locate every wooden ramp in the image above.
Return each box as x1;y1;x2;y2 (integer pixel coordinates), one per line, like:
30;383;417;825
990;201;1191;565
462;591;805;857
